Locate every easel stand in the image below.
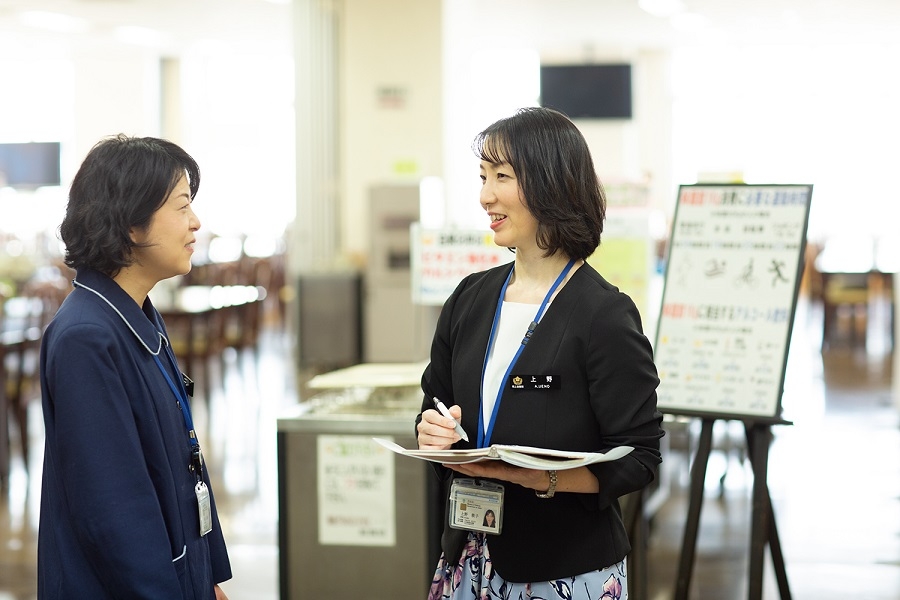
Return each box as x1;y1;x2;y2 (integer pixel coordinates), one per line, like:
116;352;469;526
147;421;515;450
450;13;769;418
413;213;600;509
674;417;793;600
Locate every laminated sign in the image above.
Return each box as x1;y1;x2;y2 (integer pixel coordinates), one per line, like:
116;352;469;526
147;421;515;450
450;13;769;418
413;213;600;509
411;225;514;305
654;184;813;420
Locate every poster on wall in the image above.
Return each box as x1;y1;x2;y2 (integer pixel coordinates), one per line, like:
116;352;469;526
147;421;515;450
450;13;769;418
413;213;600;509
411;224;514;305
317;434;396;546
654;184;813;420
587;209;656;330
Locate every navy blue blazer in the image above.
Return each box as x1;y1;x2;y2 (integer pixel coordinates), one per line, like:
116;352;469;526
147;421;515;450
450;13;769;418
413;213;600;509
38;269;231;599
419;261;663;583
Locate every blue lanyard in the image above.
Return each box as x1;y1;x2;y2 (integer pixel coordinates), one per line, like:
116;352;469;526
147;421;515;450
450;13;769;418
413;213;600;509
153;347;200;452
478;259;575;448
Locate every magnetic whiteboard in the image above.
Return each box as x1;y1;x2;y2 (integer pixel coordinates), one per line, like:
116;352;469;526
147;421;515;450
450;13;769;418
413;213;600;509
654;184;812;420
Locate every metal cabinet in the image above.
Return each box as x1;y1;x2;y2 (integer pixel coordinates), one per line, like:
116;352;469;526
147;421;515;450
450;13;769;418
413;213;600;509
277;377;441;599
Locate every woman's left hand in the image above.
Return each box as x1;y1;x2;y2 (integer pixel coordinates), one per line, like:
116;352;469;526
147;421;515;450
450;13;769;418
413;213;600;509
445;461;549;492
214;584;229;600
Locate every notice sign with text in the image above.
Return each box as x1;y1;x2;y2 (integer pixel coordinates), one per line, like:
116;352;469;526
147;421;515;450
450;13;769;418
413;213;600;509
411;225;514;305
654;184;812;420
317;434;395;546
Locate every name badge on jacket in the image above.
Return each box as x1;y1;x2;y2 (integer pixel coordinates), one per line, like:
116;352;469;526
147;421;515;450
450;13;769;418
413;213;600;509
510;374;560;390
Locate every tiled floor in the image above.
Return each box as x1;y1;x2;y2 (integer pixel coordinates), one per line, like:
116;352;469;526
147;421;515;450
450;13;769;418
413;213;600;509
1;296;898;599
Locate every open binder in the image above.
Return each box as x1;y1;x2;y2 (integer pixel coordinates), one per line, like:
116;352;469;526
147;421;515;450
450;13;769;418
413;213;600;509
372;438;633;470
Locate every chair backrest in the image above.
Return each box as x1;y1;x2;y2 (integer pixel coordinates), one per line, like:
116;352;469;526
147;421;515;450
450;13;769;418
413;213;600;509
20;279;71;331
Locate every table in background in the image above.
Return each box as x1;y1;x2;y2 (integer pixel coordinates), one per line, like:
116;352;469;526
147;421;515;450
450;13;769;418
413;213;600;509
813;236;897;349
153;285;266;382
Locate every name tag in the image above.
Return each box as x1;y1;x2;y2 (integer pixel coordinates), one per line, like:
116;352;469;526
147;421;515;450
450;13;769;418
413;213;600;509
510;374;560;390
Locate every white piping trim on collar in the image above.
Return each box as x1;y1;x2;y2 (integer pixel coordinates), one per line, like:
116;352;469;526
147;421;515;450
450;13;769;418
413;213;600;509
72;278;166;356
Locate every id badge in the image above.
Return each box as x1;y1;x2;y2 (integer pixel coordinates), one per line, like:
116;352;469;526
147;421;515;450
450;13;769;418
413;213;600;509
449;478;504;534
195;481;213;536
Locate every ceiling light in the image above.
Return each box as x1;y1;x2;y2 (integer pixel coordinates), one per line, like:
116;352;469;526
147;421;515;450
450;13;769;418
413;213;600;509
19;10;89;34
670;12;710;32
639;0;686;18
114;25;169;47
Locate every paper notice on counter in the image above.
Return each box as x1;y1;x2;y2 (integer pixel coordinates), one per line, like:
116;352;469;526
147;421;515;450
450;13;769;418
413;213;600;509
318;435;395;546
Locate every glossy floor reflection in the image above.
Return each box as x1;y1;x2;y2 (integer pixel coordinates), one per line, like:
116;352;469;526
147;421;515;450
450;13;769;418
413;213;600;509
1;298;898;599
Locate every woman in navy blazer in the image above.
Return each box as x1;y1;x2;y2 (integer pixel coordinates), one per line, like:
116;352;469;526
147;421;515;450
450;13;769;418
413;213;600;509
417;108;663;600
38;136;231;599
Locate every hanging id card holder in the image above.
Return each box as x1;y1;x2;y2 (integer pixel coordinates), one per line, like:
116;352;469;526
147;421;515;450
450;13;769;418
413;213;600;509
449;478;504;534
195;481;213;536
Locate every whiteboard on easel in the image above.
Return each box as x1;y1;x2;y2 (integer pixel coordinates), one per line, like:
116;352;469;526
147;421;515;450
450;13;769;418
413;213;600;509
654;184;813;420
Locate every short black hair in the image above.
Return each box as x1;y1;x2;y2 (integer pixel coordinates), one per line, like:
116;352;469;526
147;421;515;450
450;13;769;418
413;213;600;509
60;135;200;276
473;107;606;260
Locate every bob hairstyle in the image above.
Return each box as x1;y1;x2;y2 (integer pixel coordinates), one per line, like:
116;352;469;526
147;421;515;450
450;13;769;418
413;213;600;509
473;107;606;260
60;135;200;277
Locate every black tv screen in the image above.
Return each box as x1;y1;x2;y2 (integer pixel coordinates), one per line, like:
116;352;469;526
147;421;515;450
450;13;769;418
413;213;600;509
0;142;62;189
540;64;632;119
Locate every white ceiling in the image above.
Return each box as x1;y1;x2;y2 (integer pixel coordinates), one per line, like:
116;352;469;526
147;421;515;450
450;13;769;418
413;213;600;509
1;0;899;55
482;0;900;51
0;0;293;53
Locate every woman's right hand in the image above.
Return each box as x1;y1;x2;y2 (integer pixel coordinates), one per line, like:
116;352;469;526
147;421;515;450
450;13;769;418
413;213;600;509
417;405;464;450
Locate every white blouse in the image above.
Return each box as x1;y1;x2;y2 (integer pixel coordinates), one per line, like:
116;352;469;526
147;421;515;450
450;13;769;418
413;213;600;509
481;301;544;436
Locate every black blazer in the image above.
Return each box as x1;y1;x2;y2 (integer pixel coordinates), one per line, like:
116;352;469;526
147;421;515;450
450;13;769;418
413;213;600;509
419;261;663;583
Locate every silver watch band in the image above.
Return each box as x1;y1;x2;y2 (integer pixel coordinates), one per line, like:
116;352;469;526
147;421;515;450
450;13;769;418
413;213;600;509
535;469;558;498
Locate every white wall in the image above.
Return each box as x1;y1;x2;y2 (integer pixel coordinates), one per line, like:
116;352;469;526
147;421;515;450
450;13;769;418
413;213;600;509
0;36;162;243
340;0;443;263
179;43;295;238
670;42;900;242
440;1;675;230
71;48;162;155
0;33;295;252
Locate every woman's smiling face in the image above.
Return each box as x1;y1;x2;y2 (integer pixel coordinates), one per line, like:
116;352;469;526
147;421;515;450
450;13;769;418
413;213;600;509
479;156;538;252
129;174;200;283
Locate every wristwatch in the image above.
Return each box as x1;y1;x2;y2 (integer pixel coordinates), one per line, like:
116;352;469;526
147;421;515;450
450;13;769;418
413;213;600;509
535;469;558;498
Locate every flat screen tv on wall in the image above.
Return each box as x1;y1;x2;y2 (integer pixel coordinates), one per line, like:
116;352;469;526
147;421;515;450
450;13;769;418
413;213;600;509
0;142;62;189
539;64;632;120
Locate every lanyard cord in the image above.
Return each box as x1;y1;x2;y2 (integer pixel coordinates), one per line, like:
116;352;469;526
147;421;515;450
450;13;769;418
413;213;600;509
73;277;203;478
153;350;204;480
477;259;575;448
153;350;199;450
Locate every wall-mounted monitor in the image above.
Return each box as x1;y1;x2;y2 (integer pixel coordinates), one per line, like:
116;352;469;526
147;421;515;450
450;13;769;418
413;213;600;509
0;142;62;189
539;64;632;120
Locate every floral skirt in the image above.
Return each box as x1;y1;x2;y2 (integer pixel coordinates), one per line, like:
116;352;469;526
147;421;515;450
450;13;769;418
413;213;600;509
427;532;627;600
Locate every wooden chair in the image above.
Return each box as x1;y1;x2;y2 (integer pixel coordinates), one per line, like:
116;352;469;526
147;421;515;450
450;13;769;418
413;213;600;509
3;278;70;472
821;272;871;348
814;236;877;349
164;304;225;398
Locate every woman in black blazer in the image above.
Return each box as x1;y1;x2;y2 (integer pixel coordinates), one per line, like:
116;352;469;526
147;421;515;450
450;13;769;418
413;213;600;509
417;107;663;600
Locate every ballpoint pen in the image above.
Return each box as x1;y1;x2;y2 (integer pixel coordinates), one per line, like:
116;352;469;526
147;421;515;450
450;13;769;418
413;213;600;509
433;397;469;442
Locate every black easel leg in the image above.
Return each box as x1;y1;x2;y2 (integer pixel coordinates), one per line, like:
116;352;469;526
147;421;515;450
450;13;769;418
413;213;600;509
768;508;792;599
674;418;715;600
745;423;792;600
747;425;771;600
747;424;770;600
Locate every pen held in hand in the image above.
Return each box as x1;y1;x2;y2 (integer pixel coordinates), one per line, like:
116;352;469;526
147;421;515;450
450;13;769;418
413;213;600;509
433;397;470;442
